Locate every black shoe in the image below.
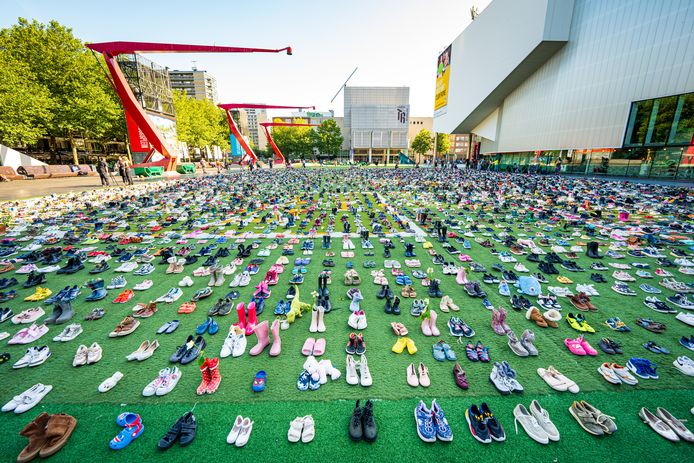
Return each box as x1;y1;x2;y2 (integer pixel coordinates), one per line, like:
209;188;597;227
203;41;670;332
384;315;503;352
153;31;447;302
376;285;387;299
527;253;540;263
388;296;399;315
171;335;195;363
23;272;46;288
180;336;206;365
384;297;392;314
158;414;184;450
349;400;363;441
384;248;391;258
362;400;378;442
0;278;18;289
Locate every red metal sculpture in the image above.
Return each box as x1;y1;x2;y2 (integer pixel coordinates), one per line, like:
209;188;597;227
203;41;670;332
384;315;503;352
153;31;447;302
86;42;292;171
260;122;319;165
218;104;315;165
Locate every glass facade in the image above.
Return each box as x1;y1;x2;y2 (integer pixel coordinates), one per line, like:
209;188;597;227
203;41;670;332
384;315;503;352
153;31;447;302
479;92;694;180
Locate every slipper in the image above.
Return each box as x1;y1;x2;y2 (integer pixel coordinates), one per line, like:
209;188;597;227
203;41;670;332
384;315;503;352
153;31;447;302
301;338;315;356
313;338;326;356
110;414;144;450
99;371;124;393
252;370;267;392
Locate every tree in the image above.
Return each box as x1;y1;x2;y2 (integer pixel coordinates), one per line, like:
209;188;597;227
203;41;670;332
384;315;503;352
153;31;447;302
0;18;125;162
173;90;229;153
311;119;343;155
0;52;53;146
411;128;433;157
270;117;314;160
435;132;450;156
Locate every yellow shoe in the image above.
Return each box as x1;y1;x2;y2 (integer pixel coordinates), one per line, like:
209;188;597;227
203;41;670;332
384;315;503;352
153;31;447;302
557;276;573;284
391;337;407;354
24;286;52;302
405;337;418;355
423;241;433;249
566;313;586;332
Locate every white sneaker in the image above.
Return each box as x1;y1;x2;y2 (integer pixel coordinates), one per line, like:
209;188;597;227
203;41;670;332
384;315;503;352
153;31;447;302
676;312;694;327
53;324;83;342
13;347;38;369
514;263;529;273
347;311;360;330
115;261;137;272
87;342;103;364
72;345;89;367
673;356;694;376
98;371;124;393
345;355;359;385
232;329;247;357
13;383;53;414
356;312;367;330
529;400;560;441
156;366;181;396
359;354;372;386
134;280;154;291
513;404;550;444
143;368;170;396
178;276;194;287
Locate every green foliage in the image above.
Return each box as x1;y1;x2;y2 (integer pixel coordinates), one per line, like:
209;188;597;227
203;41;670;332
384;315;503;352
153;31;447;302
435;132;450;155
0;18;125;147
173;90;229;151
311;119;344;155
411;128;433;156
270;117;315;160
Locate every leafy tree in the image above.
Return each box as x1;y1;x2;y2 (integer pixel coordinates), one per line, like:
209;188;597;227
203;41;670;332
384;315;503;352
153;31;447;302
435;132;450;156
311;119;343;155
411;128;433;157
173;90;229;152
270;117;314;160
0;52;53;146
0;18;125;161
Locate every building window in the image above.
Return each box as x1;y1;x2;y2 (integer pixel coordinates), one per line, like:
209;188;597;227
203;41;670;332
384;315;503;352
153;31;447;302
624;92;694;148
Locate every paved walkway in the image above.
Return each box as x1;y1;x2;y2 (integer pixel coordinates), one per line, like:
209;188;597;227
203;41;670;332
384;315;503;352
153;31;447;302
0;176;172;201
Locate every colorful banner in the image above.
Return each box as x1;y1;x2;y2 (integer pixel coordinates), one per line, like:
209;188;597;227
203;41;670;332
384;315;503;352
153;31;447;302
434;44;452;115
125;110;150;153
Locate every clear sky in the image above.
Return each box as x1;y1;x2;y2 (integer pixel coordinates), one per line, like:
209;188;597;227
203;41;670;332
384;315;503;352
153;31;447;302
2;0;490;118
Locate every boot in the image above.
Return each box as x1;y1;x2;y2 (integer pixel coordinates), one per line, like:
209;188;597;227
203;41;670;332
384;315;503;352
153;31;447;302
269;319;281;356
429;309;440;336
17;412;50;463
196;358;211;395
166;257;177;273
55;300;74;324
316;306;326;332
309;307;319;333
245;302;258;336
205;357;221;393
208;267;219;287
174;258;185;274
39;413;77;458
498;307;511;332
377;285;387;299
384;297;392;314
249;320;270;356
392;296;401;315
587;241;602;259
44;305;63;325
235;302;246;330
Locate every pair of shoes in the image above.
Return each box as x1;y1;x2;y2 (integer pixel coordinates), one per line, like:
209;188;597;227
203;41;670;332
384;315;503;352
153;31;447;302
196;358;222;394
639;407;694;442
110;412;144;450
142;367;182;396
221;325;247;358
513;401;560;444
287;415;315;443
126;340;159;361
569;401;617;436
345;354;372;386
71;342;101;366
170;335;206;364
391;337;417;354
465;403;505;443
489;361;523;394
16;412;76;461
12;346;51;369
597;362;638;385
415;400;452;442
158;412;196;449
226;415;254;447
348;400;378;441
406;363;430;387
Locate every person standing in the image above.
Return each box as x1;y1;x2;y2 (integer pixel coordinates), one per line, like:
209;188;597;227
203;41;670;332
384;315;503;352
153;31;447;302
96;158;110;186
117;156;134;185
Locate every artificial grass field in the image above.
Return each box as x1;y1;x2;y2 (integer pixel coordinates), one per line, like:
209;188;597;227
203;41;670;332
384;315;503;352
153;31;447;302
1;182;693;463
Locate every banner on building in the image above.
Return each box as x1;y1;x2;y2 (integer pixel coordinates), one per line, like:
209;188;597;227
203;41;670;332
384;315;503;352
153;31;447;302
125;110;150;154
434;44;452;116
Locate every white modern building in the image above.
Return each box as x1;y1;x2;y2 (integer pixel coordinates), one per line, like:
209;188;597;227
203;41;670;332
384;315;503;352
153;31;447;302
434;0;694;180
246;108;268;151
344;87;410;163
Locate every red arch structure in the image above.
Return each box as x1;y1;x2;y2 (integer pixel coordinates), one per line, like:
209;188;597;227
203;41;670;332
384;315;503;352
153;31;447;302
260;122;319;165
218;104;315;165
86;42;292;172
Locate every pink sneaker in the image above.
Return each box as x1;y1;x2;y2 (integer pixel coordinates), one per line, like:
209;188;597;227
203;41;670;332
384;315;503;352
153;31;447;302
577;336;597;356
564;338;587;356
458;254;472;262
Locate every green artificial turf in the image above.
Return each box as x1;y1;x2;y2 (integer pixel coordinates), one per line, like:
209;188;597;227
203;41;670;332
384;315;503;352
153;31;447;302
1;179;693;463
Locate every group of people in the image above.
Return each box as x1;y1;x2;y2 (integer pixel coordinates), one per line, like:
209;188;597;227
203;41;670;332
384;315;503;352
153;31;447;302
96;156;133;187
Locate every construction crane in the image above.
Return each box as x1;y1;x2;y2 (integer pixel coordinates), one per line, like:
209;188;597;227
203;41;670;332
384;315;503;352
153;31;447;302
330;67;358;103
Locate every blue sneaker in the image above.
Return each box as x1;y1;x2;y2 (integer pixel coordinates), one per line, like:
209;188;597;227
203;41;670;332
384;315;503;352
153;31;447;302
207;318;219;335
679;336;694;352
296;370;310;391
482;298;494;310
465;404;491;444
196;318;211;335
414;401;437;442
274;300;287;315
431;400;453;441
480;402;506;441
627;357;657;379
498;281;510;296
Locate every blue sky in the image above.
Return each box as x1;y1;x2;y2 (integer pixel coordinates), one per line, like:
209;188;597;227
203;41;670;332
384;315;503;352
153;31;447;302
2;0;490;117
